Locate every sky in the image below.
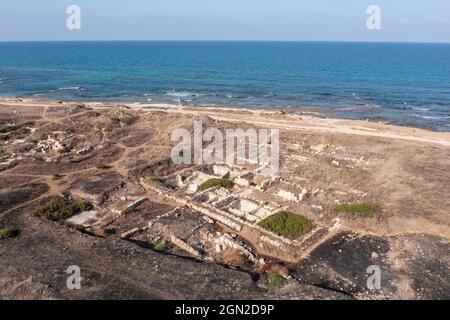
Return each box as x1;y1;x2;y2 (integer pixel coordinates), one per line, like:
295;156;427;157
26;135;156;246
1;0;450;42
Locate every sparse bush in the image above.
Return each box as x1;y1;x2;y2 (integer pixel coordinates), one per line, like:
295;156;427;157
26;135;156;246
19;127;31;134
221;249;249;267
0;228;19;240
268;271;284;288
0;125;20;134
198;178;234;192
96;163;111;170
257;211;313;238
110;116;121;122
154;242;166;252
52;173;64;180
36;198;91;221
0;228;9;240
333;203;378;218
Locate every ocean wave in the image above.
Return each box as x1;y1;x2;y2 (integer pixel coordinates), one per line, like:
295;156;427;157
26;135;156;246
413;114;450;120
352;93;362;100
58;86;86;91
413;107;430;111
33;90;55;96
166;90;203;98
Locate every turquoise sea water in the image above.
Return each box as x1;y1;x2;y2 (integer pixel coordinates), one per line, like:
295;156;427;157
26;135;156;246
0;41;449;131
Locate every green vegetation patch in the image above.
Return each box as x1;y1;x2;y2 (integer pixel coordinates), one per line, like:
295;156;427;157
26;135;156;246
154;242;166;252
333;203;378;218
0;125;31;136
36;198;91;221
110;116;121;122
198;178;234;192
257;211;313;238
268;271;284;288
0;228;19;240
0;125;20;134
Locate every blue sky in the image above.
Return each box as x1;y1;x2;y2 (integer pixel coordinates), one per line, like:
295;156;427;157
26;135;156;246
1;0;450;42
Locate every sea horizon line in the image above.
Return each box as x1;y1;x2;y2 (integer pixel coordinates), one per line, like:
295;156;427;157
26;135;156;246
1;39;450;45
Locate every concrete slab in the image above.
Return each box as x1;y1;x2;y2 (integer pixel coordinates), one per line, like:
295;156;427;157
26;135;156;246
66;211;98;227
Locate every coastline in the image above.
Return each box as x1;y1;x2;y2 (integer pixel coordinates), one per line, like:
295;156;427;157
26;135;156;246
2;96;449;147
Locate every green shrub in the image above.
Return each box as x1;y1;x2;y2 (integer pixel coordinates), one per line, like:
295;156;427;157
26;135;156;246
154;242;166;252
0;228;9;240
0;125;20;134
333;203;378;218
198;178;234;192
36;198;91;221
0;228;19;240
110;116;121;122
268;271;284;288
258;211;313;238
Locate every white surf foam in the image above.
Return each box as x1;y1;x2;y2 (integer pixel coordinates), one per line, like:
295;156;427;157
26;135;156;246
59;86;86;91
165;90;203;98
413;114;450;120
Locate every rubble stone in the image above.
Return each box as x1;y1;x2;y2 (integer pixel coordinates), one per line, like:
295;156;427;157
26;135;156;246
277;189;297;202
